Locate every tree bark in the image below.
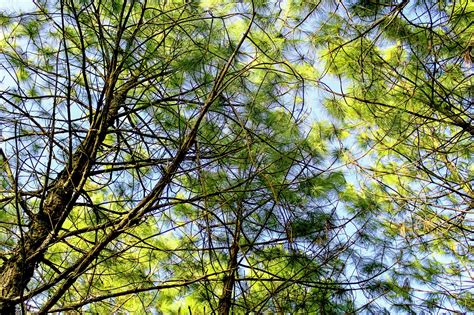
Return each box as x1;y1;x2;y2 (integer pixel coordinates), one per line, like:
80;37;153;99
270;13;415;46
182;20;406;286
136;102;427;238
217;215;242;315
0;81;131;313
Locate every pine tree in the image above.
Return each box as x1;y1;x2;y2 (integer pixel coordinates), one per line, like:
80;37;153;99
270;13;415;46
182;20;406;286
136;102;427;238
0;0;471;313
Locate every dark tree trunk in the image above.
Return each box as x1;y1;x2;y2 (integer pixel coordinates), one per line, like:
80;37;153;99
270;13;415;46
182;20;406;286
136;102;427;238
0;82;130;313
217;216;242;315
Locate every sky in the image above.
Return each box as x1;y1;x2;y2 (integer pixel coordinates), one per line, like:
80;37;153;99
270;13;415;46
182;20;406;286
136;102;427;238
0;0;35;11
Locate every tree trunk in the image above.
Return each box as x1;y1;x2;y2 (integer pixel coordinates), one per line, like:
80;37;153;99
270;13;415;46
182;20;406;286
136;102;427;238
0;82;130;313
217;216;241;315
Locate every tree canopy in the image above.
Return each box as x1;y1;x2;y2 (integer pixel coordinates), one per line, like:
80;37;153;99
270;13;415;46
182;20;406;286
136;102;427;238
0;0;472;314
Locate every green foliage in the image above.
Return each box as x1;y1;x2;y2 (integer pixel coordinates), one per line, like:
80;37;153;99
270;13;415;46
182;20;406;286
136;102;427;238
314;0;473;312
0;0;471;314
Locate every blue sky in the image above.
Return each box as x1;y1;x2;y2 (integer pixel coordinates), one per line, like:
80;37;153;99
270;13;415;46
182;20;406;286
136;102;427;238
0;0;34;11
